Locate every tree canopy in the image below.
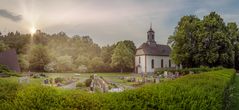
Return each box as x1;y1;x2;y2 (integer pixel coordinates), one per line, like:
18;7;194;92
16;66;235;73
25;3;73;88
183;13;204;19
0;30;136;72
169;12;239;69
111;41;134;72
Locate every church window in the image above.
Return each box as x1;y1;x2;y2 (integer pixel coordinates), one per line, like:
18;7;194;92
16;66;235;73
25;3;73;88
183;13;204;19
169;60;171;67
151;59;154;69
139;57;141;64
161;59;164;68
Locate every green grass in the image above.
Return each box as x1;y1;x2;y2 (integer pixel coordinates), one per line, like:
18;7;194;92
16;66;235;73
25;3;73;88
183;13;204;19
45;72;134;85
0;69;235;110
230;74;239;110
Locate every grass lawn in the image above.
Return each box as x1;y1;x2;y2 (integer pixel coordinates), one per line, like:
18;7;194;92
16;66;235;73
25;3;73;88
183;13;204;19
230;74;239;110
45;72;135;84
1;73;147;90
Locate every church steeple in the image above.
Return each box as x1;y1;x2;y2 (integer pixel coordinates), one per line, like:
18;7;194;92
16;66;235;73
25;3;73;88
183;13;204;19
147;23;156;44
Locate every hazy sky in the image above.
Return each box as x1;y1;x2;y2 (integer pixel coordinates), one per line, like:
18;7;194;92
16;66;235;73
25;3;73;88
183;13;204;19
0;0;239;47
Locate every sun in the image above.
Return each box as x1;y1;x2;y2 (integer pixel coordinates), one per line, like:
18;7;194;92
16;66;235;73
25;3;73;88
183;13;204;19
30;26;37;35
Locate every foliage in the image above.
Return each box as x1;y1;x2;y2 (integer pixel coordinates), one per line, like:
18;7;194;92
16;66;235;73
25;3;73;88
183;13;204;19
76;82;85;88
0;30;136;72
0;40;9;52
0;78;20;99
18;54;29;71
0;64;20;77
88;57;104;72
154;66;223;75
169;12;238;68
0;69;235;110
55;55;75;72
29;45;51;72
77;65;88;73
55;77;64;83
111;41;134;72
85;78;92;87
229;74;239;110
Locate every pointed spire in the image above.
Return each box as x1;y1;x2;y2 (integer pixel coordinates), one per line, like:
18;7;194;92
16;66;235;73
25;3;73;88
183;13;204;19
150;22;152;29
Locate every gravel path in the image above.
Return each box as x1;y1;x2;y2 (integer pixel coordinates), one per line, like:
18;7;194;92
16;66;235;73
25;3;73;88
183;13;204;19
61;81;77;89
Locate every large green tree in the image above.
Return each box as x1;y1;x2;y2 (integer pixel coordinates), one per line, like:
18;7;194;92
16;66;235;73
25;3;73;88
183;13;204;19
0;40;9;52
169;12;235;68
168;15;201;67
111;41;134;72
227;22;239;69
200;12;233;67
29;45;51;71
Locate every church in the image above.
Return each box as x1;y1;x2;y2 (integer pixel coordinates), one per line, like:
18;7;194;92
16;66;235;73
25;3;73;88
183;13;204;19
135;25;178;74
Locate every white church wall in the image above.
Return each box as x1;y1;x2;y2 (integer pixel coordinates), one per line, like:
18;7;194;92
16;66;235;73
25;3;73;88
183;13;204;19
145;56;177;73
135;55;146;74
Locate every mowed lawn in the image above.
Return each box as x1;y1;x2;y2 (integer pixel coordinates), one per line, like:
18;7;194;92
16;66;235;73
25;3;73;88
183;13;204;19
32;72;136;85
1;73;139;87
46;72;136;85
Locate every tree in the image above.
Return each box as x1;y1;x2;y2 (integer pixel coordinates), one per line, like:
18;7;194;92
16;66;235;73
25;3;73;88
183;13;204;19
29;45;51;71
168;15;201;67
227;22;239;69
169;12;235;68
33;30;49;45
0;40;9;52
18;54;29;71
89;57;104;72
55;55;74;72
122;40;136;54
201;12;233;67
111;42;134;72
0;32;30;54
75;55;90;66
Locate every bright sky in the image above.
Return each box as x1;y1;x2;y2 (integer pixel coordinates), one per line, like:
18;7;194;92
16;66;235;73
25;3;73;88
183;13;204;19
0;0;239;47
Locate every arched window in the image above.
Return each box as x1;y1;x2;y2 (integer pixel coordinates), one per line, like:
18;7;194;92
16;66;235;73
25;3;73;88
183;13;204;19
151;59;154;69
139;57;141;64
161;59;164;68
169;60;171;68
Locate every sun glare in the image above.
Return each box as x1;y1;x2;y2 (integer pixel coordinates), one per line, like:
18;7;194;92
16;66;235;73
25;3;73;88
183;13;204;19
30;27;36;35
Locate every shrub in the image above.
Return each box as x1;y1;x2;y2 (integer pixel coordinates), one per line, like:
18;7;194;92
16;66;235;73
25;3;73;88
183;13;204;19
154;66;224;76
0;69;235;110
100;69;235;110
76;82;85;88
85;78;92;87
55;77;64;83
0;64;21;77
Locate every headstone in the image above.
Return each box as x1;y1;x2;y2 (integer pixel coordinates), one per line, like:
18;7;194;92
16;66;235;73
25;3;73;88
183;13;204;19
44;79;49;84
164;71;168;78
18;76;29;84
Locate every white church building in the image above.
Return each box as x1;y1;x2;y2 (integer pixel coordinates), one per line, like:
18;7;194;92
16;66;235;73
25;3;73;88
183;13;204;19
135;25;178;74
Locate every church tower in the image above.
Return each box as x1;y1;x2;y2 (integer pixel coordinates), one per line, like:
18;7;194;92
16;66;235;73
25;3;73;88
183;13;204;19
147;23;156;44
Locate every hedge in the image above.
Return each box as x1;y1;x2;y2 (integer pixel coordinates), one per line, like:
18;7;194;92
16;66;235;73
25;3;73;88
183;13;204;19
0;64;21;77
0;69;235;110
154;66;224;75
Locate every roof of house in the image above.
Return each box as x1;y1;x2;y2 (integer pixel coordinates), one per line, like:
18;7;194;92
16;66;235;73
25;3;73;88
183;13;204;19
136;43;171;56
0;49;21;72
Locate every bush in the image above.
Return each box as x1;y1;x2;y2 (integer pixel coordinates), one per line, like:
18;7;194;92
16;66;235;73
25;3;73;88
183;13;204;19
55;77;64;83
0;64;21;77
0;69;235;110
154;66;224;76
76;82;85;88
85;78;92;87
100;69;235;110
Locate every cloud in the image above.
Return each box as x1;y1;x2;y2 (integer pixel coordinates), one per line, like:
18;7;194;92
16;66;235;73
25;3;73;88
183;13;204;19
0;9;22;22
